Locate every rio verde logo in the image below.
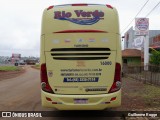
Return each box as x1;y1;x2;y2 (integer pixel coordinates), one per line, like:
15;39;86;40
54;10;104;25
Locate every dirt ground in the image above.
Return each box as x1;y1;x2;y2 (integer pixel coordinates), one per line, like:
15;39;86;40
115;77;160;111
0;67;159;120
0;66;26;81
0;66;159;112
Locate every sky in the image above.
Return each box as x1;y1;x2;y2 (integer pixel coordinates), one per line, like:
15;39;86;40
0;0;160;57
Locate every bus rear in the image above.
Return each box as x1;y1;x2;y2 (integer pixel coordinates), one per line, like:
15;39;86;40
40;4;122;110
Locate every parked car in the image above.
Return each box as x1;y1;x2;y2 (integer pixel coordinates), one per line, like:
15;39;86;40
19;60;26;65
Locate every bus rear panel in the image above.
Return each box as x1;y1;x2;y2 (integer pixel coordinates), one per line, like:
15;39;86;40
40;4;122;110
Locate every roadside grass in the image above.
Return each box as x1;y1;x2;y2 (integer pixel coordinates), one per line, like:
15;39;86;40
0;66;20;71
32;64;40;69
127;78;160;107
141;85;160;107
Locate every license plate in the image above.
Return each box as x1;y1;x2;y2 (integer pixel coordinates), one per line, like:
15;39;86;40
74;99;88;104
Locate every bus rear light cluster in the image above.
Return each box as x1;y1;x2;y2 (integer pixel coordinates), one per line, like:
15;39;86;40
110;97;116;101
46;97;62;104
108;63;121;93
47;4;113;10
72;4;88;6
46;97;52;101
101;97;117;104
47;6;54;10
41;63;54;93
106;4;113;9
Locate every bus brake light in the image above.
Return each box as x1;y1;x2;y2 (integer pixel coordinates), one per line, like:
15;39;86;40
47;6;54;10
41;63;54;93
108;63;121;93
72;4;88;6
106;4;113;9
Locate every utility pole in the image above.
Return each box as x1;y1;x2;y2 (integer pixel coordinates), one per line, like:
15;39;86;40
144;35;149;70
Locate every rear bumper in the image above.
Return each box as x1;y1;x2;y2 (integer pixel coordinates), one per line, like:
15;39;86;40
41;90;121;110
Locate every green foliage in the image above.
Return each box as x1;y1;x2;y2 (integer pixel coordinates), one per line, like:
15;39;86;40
32;64;40;69
150;51;160;65
0;66;20;71
35;64;40;69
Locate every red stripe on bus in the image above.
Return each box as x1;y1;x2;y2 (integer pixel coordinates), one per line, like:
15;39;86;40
54;30;108;33
72;4;88;6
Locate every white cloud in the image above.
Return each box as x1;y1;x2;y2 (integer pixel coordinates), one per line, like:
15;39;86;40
0;0;160;56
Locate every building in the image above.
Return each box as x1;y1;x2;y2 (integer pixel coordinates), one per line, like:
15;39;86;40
122;49;142;66
123;27;160;50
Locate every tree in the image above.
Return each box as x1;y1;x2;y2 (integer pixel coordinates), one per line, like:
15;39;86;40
150;51;160;65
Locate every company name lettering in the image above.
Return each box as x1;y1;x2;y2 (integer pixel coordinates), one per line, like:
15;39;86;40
54;10;104;19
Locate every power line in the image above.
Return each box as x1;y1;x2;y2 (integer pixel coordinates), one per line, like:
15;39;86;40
145;1;160;17
121;0;150;34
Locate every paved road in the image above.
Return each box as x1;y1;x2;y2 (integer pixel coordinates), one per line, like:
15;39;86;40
0;66;50;111
0;66;123;120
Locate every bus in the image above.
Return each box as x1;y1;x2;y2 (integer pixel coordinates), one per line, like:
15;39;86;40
40;3;122;110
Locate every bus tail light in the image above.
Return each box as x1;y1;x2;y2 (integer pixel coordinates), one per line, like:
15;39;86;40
108;63;121;93
46;97;52;101
47;6;54;10
110;97;117;101
46;97;62;104
41;63;54;93
72;4;88;6
106;4;113;9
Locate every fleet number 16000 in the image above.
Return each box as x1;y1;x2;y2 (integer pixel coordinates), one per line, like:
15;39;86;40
100;61;112;65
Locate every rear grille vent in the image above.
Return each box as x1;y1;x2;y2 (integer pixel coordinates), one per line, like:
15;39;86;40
50;48;111;60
